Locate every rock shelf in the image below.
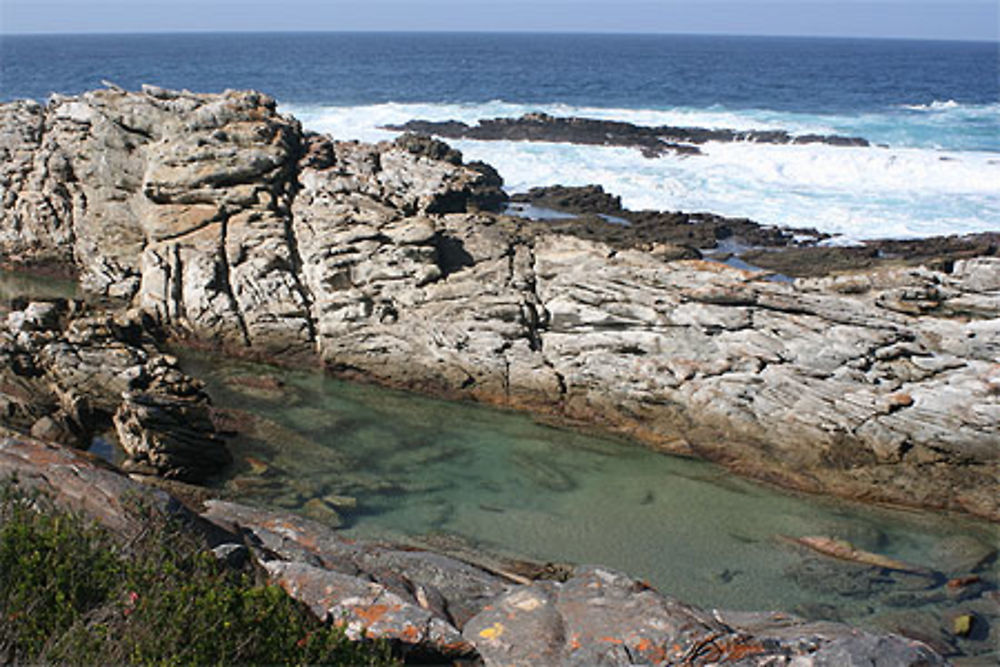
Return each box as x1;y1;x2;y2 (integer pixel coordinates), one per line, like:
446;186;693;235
1;86;997;520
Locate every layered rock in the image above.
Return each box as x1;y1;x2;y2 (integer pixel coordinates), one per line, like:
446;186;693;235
0;298;229;480
1;87;998;520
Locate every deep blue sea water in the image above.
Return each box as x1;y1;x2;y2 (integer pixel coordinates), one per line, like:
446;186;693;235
2;32;998;239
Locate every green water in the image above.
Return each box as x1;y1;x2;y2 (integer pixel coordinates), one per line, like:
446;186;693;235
0;269;79;313
0;269;994;657
178;350;997;657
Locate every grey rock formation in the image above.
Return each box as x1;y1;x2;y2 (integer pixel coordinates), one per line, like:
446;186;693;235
200;498;943;666
1;87;997;519
0;298;229;480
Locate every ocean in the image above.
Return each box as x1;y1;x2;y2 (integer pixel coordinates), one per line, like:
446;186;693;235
2;32;998;240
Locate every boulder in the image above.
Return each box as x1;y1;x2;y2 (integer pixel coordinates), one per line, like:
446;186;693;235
0;298;229;480
114;391;231;482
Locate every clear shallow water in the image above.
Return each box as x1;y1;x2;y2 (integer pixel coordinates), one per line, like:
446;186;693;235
0;265;995;656
176;349;997;652
0;270;78;314
2;32;998;240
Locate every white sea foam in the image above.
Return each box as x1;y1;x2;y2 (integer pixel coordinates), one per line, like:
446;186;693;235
283;101;1000;242
901;99;961;111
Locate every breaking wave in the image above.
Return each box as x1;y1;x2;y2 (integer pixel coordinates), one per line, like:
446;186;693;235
283;101;1000;242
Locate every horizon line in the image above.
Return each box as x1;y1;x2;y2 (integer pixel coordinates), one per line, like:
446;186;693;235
1;29;997;44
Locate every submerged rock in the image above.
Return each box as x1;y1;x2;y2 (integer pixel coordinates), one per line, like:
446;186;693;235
929;534;998;575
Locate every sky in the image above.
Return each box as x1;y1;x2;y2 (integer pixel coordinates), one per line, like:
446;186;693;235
0;0;997;41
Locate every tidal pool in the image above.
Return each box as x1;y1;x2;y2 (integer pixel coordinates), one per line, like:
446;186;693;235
178;349;997;658
0;268;994;658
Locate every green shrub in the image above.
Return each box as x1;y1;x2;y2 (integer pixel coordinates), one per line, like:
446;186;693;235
0;480;397;665
0;483;123;659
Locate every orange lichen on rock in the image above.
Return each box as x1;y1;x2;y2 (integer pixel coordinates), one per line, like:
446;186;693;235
351;604;391;627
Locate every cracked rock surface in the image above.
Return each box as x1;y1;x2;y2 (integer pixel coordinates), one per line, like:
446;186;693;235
0;434;945;665
1;87;997;519
0;298;229;480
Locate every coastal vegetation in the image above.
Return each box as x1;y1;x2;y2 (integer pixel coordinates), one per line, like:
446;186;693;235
0;82;996;664
0;481;396;665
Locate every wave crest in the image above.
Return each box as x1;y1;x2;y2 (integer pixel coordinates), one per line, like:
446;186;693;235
901;99;961;111
281;101;1000;241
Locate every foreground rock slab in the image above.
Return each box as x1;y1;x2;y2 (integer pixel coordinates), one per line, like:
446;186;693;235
200;498;944;666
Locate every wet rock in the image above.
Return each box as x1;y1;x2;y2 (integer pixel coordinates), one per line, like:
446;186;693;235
220;372;295;402
929;534;998;575
301;497;343;527
870;609;958;656
114;391;231;482
744;233;1000;278
322;493;357;509
513;184;823;251
513;184;623;216
383;113;870;158
786;558;896;599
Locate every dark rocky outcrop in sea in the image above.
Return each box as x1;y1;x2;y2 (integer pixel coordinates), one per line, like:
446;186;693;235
0;434;949;665
510;184;999;277
382;112;871;157
1;85;997;523
510;184;831;250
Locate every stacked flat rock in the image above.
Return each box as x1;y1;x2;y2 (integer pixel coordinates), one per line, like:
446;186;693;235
0;298;229;481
